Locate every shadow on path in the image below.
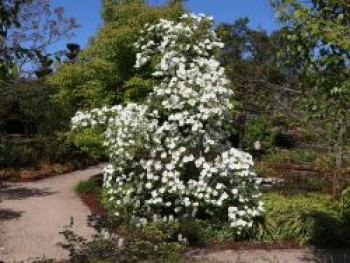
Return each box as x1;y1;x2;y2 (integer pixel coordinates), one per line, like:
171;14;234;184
0;184;55;201
0;209;23;221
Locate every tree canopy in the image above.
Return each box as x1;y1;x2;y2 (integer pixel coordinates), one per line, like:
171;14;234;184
273;0;350;168
49;0;184;113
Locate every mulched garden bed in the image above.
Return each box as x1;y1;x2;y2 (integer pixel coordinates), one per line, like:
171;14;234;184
81;192;108;217
80;190;301;251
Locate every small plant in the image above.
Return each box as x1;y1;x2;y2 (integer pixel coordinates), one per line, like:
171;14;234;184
75;177;102;195
179;219;205;247
59;217;185;263
244;116;282;154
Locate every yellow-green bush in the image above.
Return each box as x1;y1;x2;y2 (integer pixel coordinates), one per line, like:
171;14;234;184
261;193;349;247
49;1;184;112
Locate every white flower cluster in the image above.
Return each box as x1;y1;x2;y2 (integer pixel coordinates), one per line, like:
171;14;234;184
72;13;263;233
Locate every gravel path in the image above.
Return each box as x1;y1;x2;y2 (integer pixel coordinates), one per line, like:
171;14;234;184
0;164;104;262
189;248;350;263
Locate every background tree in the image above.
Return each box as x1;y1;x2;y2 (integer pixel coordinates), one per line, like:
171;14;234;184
5;0;79;75
0;0;82;171
34;55;54;78
272;0;350;169
49;0;183;112
65;43;81;63
0;0;25;84
217;18;299;152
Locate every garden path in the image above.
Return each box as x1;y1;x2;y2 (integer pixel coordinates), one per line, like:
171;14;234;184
189;248;350;262
0;164;104;262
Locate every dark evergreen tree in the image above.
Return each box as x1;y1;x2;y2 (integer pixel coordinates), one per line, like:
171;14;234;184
65;43;81;63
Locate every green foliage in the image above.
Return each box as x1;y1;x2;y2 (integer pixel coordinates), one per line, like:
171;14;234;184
48;1;184;158
49;1;183;113
59;218;184;263
75;178;102;195
0;136;92;169
126;220;184;261
272;0;350;168
66;129;107;159
0;79;95;169
201;223;238;242
178;219;205;247
0;138;39;168
0;80;67;136
53;138;94;166
216;18;292;149
244;116;281;153
260;192;349;247
261;148;319;164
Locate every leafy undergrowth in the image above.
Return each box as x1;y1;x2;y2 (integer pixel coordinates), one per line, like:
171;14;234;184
69;178;350;263
75;176;102;195
72;177;350;263
261;192;350;248
75;177;350;250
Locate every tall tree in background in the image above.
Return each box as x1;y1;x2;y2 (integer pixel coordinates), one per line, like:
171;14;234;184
0;0;80;166
217;18;297;150
0;0;25;84
272;0;349;169
49;0;183;112
0;0;79;81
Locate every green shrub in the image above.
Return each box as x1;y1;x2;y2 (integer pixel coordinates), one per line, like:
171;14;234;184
244;116;280;153
48;1;184;114
0;80;67;136
54;138;95;167
0;78;100;171
65;128;107;160
179;219;205;247
0;136;93;170
75;178;102;195
290;149;318;163
260;192;348;247
59;219;185;263
201;223;238;242
0;138;39;168
262;148;319;164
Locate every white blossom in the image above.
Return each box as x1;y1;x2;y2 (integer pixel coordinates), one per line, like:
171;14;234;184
71;13;262;233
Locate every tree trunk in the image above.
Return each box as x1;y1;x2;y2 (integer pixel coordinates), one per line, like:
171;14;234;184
335;114;346;170
238;84;247;149
333;114;346;199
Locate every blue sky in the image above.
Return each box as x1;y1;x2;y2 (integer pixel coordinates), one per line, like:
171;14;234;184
51;0;279;52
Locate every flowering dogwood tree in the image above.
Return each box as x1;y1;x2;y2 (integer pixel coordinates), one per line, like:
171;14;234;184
72;13;263;233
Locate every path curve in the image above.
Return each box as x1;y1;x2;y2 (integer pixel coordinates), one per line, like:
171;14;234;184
0;164;104;262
